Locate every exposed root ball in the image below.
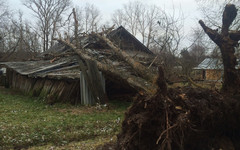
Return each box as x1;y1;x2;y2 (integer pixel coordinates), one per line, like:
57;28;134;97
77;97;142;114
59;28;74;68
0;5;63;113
116;87;240;150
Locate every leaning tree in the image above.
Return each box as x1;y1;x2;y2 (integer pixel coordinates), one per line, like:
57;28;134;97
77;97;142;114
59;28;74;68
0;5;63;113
199;4;240;94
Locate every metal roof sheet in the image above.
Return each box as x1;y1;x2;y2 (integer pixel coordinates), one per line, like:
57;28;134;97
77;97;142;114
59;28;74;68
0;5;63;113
194;58;223;70
194;58;240;70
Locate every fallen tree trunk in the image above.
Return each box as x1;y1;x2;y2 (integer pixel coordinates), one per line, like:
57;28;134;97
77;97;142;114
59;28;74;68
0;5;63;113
95;33;156;83
54;38;156;95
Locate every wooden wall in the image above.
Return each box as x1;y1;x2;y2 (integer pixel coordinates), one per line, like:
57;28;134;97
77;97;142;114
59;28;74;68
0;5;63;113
6;69;81;104
205;69;223;81
0;76;5;86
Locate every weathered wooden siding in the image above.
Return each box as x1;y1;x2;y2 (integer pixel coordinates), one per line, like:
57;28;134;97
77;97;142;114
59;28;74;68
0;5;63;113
206;69;222;81
0;76;5;86
6;69;81;104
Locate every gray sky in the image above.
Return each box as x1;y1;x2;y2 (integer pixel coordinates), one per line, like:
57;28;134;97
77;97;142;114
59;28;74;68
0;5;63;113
8;0;202;47
73;0;202;32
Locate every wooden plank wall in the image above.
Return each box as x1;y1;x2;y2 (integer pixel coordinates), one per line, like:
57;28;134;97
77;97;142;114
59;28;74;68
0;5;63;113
206;70;223;81
5;67;106;105
6;69;81;104
0;75;6;86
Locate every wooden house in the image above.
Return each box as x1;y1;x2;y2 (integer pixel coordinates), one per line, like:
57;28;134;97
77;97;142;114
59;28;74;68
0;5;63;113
0;26;155;105
193;58;223;81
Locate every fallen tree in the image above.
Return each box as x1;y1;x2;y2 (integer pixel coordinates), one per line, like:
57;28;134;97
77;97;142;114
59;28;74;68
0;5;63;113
96;66;240;150
114;67;240;150
97;4;240;150
95;33;156;83
54;38;156;94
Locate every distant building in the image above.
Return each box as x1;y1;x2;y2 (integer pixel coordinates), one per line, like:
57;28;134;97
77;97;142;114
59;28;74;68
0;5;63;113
193;58;223;81
193;58;240;81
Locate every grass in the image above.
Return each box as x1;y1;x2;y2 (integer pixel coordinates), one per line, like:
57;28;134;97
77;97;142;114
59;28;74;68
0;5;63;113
0;87;130;149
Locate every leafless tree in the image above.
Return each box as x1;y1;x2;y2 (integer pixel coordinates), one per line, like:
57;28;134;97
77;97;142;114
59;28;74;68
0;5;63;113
63;4;101;36
78;3;101;33
0;10;41;62
4;11;40;53
122;1;139;36
180;49;195;77
0;0;10;27
199;4;240;94
112;9;126;27
189;44;206;65
23;0;71;52
196;0;240;31
196;0;240;56
111;1;161;48
0;0;10;51
187;28;208;65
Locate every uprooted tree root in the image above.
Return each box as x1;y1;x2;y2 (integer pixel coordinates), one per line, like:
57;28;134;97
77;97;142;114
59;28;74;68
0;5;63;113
115;87;240;150
98;66;240;150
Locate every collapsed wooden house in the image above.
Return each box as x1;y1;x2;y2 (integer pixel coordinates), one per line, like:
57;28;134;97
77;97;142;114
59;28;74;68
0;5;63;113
0;26;155;105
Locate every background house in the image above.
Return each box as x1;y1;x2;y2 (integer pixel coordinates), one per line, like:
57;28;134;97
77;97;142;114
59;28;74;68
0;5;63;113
194;58;240;81
193;58;223;81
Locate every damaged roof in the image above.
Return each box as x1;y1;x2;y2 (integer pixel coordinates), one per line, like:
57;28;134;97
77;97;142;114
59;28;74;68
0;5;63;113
107;26;154;55
194;58;223;70
0;26;155;91
46;26;154;56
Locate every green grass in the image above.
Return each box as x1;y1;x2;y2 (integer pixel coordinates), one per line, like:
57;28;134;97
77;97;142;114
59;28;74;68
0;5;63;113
0;88;130;149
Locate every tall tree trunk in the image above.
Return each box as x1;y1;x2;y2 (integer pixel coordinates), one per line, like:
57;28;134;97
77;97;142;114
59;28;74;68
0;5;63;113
199;4;240;94
220;43;239;93
43;30;46;52
46;29;49;51
51;21;57;47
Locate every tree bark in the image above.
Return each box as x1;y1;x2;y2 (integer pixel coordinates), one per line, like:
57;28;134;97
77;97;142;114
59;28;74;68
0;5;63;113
199;4;240;94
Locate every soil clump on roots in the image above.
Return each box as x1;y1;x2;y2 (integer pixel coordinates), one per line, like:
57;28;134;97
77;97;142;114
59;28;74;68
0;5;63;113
98;67;240;150
116;87;240;150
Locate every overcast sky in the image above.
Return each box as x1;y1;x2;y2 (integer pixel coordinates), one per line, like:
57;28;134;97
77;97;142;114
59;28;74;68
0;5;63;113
8;0;202;47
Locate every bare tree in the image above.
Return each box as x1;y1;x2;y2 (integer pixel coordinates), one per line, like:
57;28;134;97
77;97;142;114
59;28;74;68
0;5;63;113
112;9;126;27
180;49;195;77
187;28;207;65
189;44;206;65
112;1;161;48
0;0;10;51
0;0;10;27
122;1;139;36
23;0;71;52
194;0;240;59
6;11;40;53
145;5;161;48
199;4;240;94
197;0;240;30
82;4;101;33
